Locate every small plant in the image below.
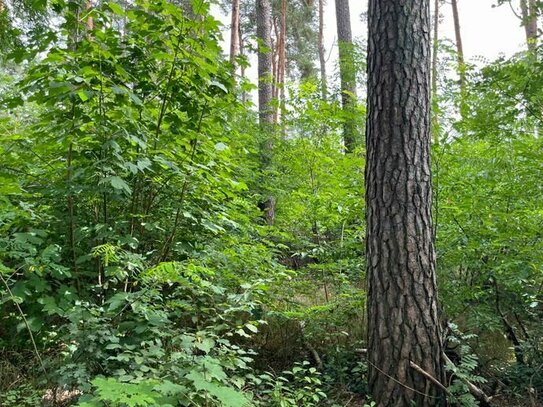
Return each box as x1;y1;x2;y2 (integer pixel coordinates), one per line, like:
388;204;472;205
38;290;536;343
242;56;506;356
254;361;327;407
445;323;487;407
0;383;42;407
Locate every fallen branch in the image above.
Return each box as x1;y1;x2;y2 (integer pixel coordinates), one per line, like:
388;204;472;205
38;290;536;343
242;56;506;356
305;342;323;371
409;360;452;397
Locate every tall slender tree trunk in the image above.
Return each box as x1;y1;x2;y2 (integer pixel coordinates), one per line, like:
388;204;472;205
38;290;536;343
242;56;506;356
257;0;273;128
230;0;240;71
239;27;247;103
366;0;445;405
257;0;275;224
279;0;286;95
451;0;465;91
318;0;327;100
451;0;468;119
335;0;357;152
520;0;538;51
272;19;279;106
272;0;286;125
278;0;287;131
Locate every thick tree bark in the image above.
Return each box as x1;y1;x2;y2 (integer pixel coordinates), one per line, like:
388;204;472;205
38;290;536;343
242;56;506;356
335;0;357;152
431;0;440;145
229;0;240;70
366;0;445;405
520;0;538;51
318;0;327;99
431;0;439;98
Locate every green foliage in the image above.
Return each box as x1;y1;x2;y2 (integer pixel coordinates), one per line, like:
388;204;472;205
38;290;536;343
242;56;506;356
0;383;43;407
0;0;272;404
254;361;326;407
435;49;543;372
444;324;487;407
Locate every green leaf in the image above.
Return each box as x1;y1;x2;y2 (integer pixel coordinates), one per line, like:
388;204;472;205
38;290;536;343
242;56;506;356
108;1;125;15
244;323;258;333
201;219;224;234
186;371;250;407
77;90;90;101
210;80;227;93
102;176;132;195
194;337;215;354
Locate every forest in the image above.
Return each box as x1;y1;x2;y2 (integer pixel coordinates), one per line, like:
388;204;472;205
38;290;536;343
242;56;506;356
0;0;542;405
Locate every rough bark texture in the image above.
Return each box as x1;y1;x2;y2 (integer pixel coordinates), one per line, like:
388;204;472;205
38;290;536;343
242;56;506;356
335;0;357;152
366;0;445;406
257;0;274;128
431;0;439;98
229;0;240;69
431;0;440;145
318;0;327;99
520;0;538;51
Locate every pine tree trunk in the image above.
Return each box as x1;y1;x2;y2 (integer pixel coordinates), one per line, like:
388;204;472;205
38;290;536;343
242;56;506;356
366;0;445;405
257;0;275;224
431;0;440;145
272;0;286;125
278;0;287;132
432;0;439;98
257;0;274;128
318;0;327;99
451;0;465;91
272;18;279;107
335;0;357;152
230;0;240;70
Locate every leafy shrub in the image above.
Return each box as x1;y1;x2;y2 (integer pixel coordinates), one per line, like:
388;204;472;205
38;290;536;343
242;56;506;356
253;361;327;407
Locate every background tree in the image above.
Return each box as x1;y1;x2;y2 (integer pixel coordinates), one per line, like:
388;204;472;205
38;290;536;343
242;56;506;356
520;0;538;50
317;0;327;99
451;0;465;92
257;0;273;129
229;0;240;70
285;0;318;80
335;0;357;152
366;0;445;404
257;0;275;224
